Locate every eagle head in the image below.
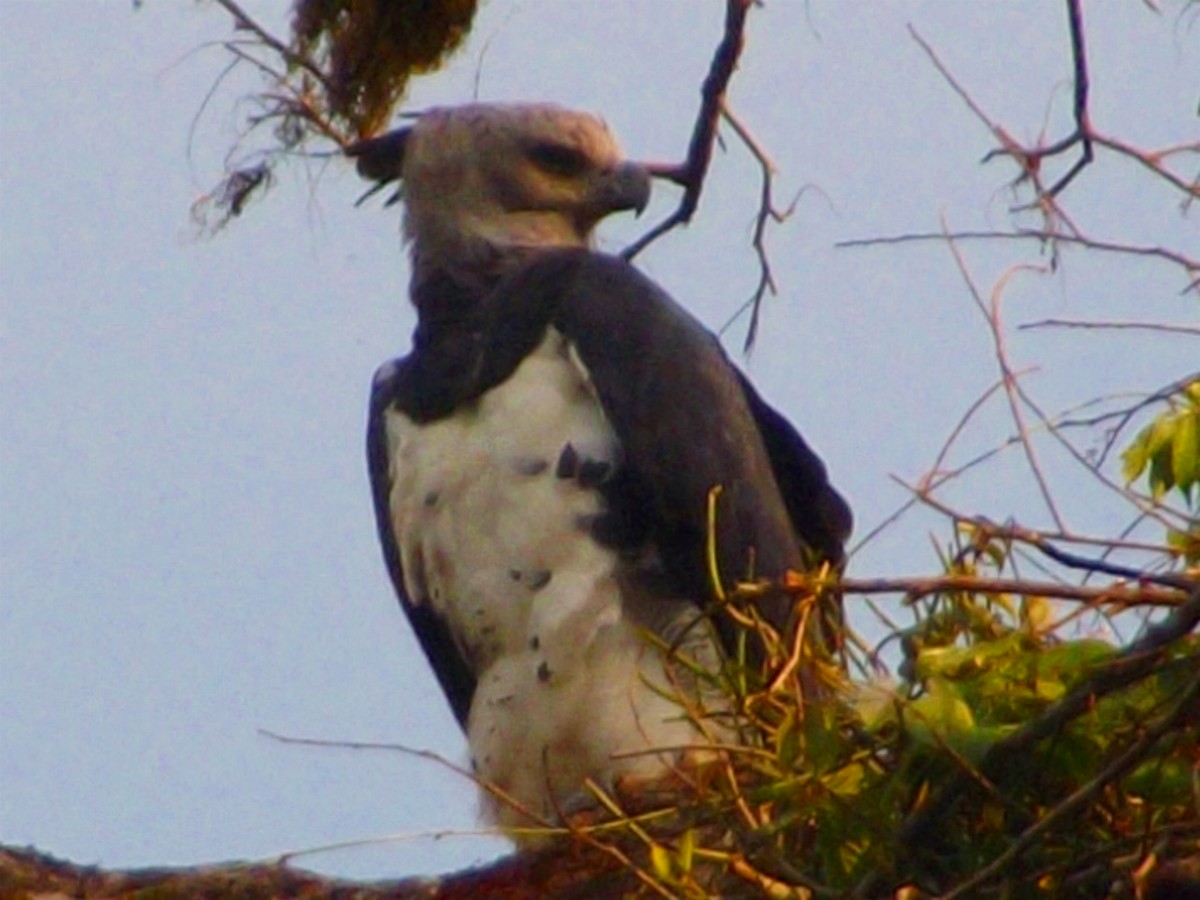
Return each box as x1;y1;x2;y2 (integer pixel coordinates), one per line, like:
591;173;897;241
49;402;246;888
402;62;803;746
347;104;651;285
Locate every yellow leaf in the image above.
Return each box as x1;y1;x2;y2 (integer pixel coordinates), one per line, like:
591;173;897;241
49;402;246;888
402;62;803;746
649;843;673;882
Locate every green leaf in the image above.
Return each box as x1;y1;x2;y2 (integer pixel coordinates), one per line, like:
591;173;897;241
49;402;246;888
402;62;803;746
774;708;800;769
906;678;976;745
1033;677;1066;702
1125;758;1194;804
913;634;1025;680
1166;524;1200;564
1122;426;1151;483
824;760;868;798
1037;639;1118;687
1149;436;1175;498
803;704;842;774
1171;404;1199;500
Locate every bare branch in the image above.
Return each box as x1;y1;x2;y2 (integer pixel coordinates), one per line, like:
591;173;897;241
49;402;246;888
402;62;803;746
1052;371;1200;468
259;729;557;840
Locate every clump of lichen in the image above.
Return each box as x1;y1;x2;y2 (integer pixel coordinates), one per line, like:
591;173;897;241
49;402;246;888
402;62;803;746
291;0;477;135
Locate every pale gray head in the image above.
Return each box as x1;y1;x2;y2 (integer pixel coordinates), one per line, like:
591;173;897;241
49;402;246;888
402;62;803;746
347;103;650;290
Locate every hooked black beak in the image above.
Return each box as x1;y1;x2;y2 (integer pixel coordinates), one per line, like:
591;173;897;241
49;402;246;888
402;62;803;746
598;161;651;217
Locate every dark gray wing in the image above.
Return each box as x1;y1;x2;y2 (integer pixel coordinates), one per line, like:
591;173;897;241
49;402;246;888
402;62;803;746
488;250;850;645
734;370;853;565
367;359;476;729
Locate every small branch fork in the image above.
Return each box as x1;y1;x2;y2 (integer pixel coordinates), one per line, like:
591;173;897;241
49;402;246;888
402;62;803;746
214;0;332;95
901;3;1198;292
995;0;1094;203
622;0;753;262
930;0;1198;209
623;0;800;350
717;103;807;352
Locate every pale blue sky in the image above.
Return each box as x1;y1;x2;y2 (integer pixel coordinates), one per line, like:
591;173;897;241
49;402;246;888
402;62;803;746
1;0;1195;881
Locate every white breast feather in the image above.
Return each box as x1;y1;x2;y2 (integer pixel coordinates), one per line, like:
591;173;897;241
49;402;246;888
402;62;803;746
384;328;725;833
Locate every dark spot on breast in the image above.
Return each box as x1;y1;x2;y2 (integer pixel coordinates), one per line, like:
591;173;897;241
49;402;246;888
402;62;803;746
578;459;612;487
508;569;522;581
514;457;549;476
555;442;579;479
575;513;601;534
423;490;439;507
527;570;552;591
537;661;552;683
529;635;540;651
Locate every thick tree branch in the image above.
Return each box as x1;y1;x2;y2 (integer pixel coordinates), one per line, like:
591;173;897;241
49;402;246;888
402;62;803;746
0;843;648;900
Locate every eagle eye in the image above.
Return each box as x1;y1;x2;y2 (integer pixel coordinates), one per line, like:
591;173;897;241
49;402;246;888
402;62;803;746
528;142;589;178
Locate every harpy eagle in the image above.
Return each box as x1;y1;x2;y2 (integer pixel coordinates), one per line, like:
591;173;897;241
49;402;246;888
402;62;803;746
348;104;851;838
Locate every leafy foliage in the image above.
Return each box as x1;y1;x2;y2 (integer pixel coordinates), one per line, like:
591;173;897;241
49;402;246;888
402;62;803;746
1122;380;1200;507
570;580;1199;899
1122;380;1200;566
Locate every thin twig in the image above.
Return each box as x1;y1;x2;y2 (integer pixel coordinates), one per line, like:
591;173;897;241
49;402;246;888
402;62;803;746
1092;131;1200;200
1052;372;1200;468
1019;318;1200;337
1034;0;1094;201
213;0;331;93
836;230;1198;290
939;227;1067;531
827;573;1191;609
257;729;556;837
